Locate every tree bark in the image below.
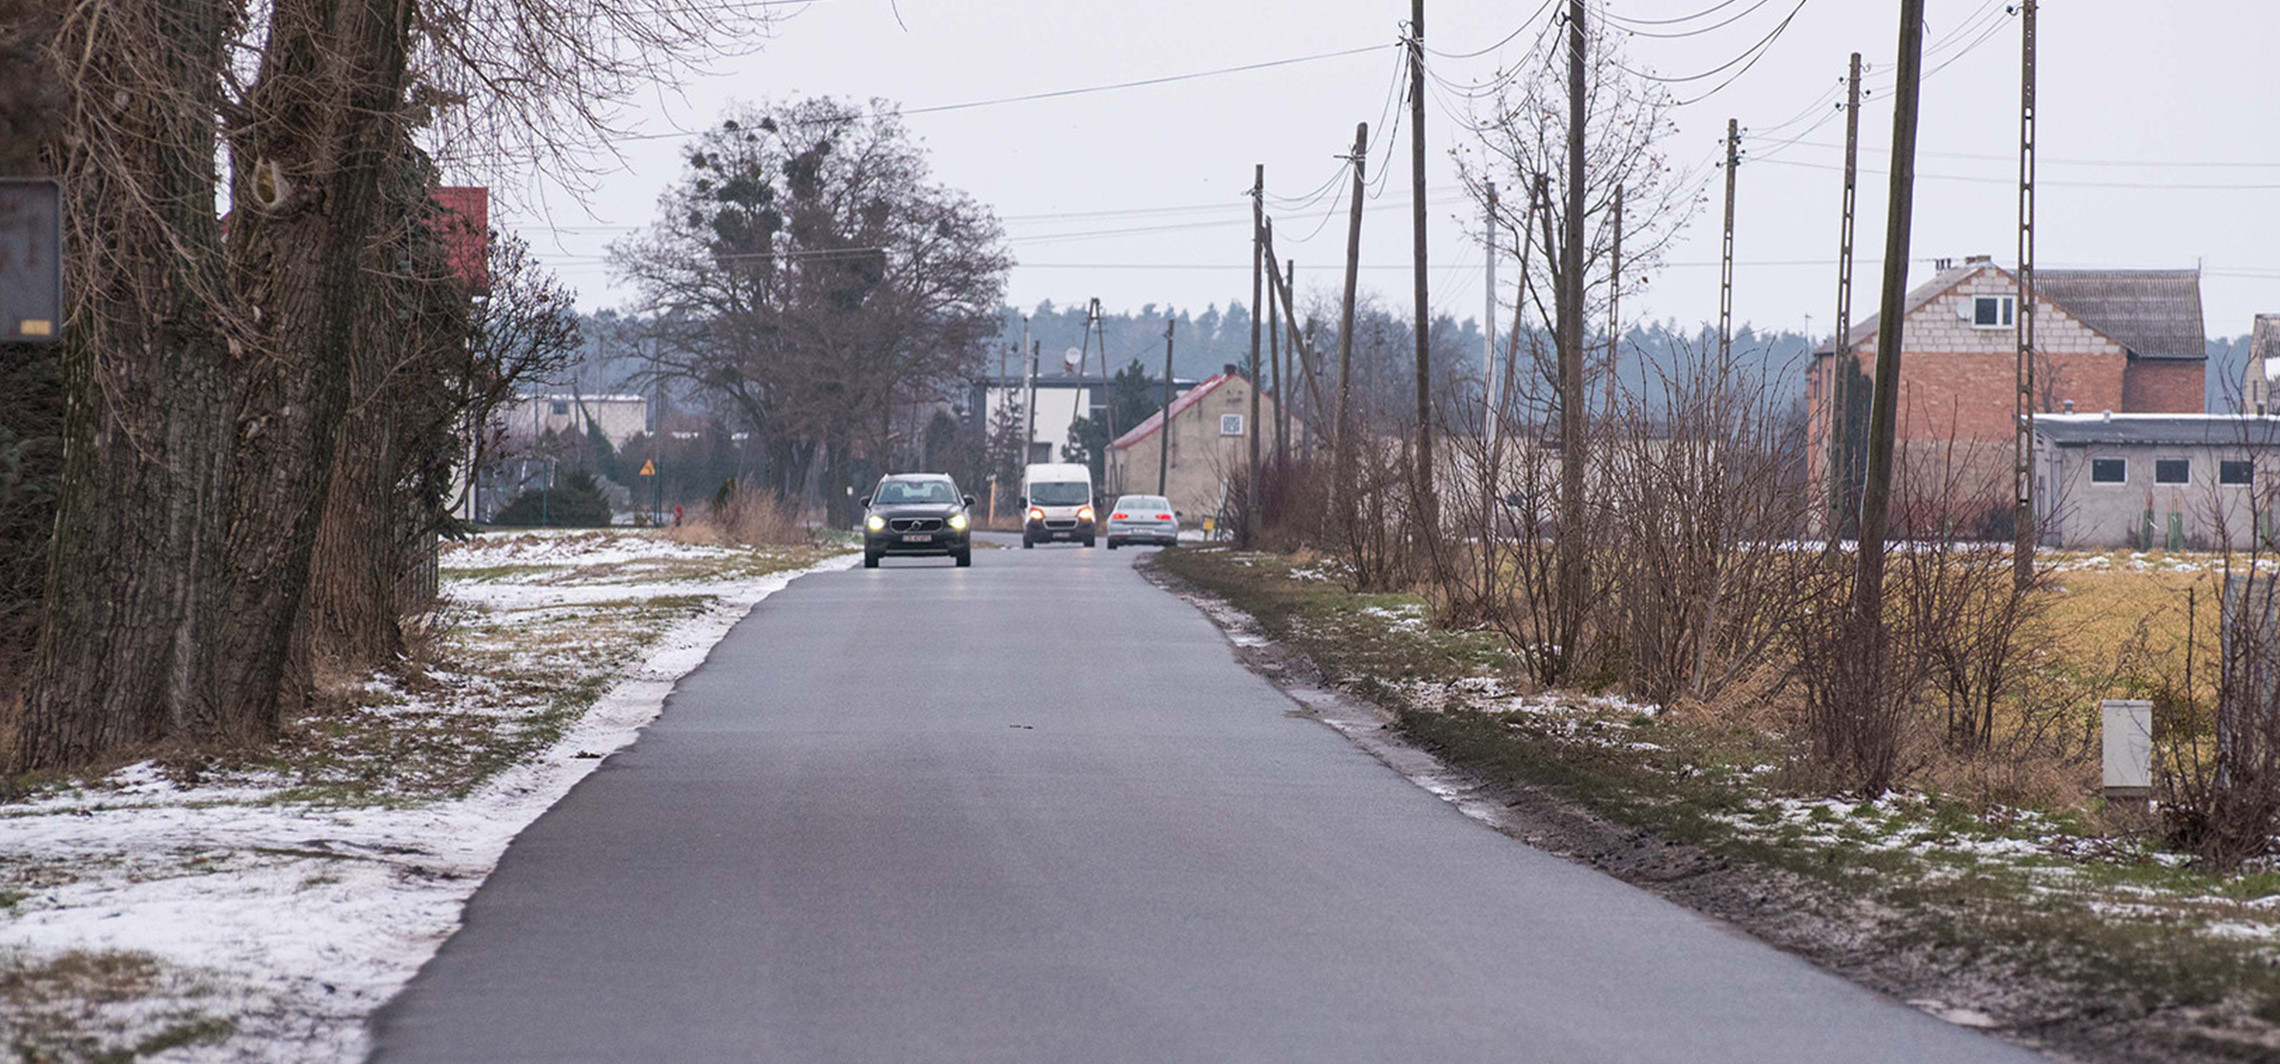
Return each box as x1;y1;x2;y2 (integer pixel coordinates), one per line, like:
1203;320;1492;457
16;0;240;768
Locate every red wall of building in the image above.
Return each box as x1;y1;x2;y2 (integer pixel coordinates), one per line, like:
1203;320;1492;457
2120;359;2206;413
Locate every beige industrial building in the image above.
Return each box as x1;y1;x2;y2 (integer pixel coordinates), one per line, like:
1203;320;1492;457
1106;369;1282;525
2033;413;2280;550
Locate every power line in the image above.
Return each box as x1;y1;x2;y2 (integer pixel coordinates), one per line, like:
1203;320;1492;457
613;42;1393;142
1754;155;2280;191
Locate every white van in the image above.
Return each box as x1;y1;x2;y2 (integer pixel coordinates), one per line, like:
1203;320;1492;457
1021;462;1096;548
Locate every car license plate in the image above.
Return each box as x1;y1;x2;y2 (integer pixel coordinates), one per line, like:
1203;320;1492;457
901;533;932;543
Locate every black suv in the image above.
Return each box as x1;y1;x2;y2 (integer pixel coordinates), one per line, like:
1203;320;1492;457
861;474;975;569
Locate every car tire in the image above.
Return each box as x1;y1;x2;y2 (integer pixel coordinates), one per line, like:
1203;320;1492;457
1083;536;1096;548
863;552;880;569
1021;536;1034;549
1106;539;1119;550
954;549;972;568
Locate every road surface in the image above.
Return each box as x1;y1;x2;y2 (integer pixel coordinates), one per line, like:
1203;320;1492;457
370;544;2045;1063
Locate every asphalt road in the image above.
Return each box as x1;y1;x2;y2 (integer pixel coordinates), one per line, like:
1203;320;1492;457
369;544;2047;1064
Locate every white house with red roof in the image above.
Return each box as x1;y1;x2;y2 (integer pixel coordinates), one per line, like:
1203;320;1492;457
1106;367;1283;524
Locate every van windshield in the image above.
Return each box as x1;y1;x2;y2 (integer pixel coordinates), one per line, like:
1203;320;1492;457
1029;482;1091;506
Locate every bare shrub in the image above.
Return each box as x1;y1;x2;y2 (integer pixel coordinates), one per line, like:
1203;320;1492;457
667;483;812;548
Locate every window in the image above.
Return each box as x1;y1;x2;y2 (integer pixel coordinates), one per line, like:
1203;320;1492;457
2155;459;2191;485
2090;458;2126;484
550;400;570;416
1972;295;2015;328
873;479;958;505
1220;414;1245;436
2222;460;2254;486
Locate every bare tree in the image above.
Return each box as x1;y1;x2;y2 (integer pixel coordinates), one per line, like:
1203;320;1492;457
1458;17;1699;685
612;98;1011;527
12;0;787;770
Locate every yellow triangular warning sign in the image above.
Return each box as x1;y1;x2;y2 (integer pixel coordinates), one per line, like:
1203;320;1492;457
639;459;657;477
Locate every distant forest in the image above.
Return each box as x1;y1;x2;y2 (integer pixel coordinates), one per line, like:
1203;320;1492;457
556;304;2256;418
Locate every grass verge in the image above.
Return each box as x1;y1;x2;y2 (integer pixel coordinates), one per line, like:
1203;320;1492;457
1154;545;2280;1064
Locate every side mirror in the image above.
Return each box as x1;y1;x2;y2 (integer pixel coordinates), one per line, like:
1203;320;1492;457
858;495;871;507
963;494;976;507
1015;495;1026;506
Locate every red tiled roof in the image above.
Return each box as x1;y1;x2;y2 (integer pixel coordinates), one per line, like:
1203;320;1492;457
1111;372;1235;450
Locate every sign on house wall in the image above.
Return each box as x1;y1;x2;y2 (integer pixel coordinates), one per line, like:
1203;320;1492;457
0;178;62;343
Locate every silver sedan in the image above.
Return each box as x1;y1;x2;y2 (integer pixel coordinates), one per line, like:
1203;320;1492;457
1105;495;1178;549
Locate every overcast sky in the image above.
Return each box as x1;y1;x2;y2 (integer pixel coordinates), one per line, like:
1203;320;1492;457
479;0;2280;343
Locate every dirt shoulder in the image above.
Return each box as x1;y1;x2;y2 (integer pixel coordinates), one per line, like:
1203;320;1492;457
1146;546;2280;1064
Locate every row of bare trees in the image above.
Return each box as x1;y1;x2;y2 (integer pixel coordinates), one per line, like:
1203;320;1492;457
1240;5;2097;808
0;0;773;771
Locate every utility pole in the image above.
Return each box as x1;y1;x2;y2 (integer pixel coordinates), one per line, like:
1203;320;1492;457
1606;185;1622;427
1248;163;1265;546
1482;180;1500;599
1335;122;1368;492
1022;316;1036;466
1852;0;1930;751
1159;317;1177;495
1409;0;1438;536
1269;229;1287;470
1558;0;1589;624
2014;0;2038;586
1483;181;1500;456
1719;118;1741;366
1831;52;1863;540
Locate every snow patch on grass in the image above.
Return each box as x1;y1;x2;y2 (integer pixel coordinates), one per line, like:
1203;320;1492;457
0;531;853;1062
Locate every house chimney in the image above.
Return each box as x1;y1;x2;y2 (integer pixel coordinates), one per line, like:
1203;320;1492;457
1965;254;1993;266
2063;399;2075;414
1223;363;1240;377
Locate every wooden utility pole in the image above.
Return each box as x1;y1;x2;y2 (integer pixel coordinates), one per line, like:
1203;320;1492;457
1278;254;1292;465
2014;0;2038;586
1606;185;1622;426
1482;181;1500;455
1481;180;1500;598
1248;163;1265;545
1088;297;1118;492
1336;122;1368;491
1852;0;1930;671
1409;0;1438;536
1159;317;1177;495
1831;52;1863;539
1558;0;1589;620
1262;223;1330;446
1269;229;1287;469
1719;118;1741;365
1022;316;1036;464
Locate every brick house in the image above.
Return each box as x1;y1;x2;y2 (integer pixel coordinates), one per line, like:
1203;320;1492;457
1812;258;2207;528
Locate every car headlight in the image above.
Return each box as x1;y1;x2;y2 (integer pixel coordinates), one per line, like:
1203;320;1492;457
1028;507;1045;522
947;513;969;531
1076;505;1094;522
865;514;886;532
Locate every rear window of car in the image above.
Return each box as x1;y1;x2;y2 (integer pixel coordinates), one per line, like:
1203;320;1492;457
1115;498;1167;513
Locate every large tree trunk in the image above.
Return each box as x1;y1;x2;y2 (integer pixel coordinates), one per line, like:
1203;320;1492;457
15;0;240;768
15;0;416;770
220;0;415;712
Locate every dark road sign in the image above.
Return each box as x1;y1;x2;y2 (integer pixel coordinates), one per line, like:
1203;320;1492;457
0;178;63;344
